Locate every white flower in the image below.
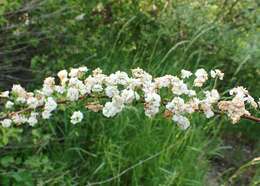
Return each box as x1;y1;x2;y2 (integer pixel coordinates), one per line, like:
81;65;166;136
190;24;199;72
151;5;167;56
12;84;27;97
201;102;215;118
121;89;135;104
28;117;37;126
181;70;192;79
205;109;214;118
44;77;55;87
92;84;103;92
195;68;208;77
42;85;54;96
246;95;257;109
229;86;248;98
69;68;80;78
1;119;12;128
79;66;88;73
144;92;161;117
187;90;196;97
114;71;130;85
229;86;258;108
44;97;57;112
42;111;51;119
218;95;250;124
11;84;23;94
71;111;84;124
27;97;39;109
27;112;38;126
55;86;65;94
127;78;142;89
67;87;79;101
68;77;81;87
78;84;89;95
112;95;125;107
154;75;173;88
5;101;14;109
103;102;118;118
200;89;219;118
57;70;68;85
194;68;208;87
0;91;9;98
166;97;186;114
34;91;45;106
16;97;26;104
84;76;96;89
92;68;103;76
171;77;189;95
186;98;200;113
105;74;118;86
69;66;88;78
12;114;27;124
132;68;152;83
204;89;220;104
143;82;157;95
58;70;68;80
68;78;89;95
172;115;190;130
210;70;216;78
210;69;224;80
105;86;119;98
102;96;124;117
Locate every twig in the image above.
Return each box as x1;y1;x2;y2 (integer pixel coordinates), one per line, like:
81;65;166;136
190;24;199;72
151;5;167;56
0;96;260;123
213;110;260;123
241;115;260;123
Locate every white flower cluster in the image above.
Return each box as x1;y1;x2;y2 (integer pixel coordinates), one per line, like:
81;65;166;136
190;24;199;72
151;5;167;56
210;69;224;80
1;119;12;128
71;111;84;124
166;97;191;129
103;96;125;117
42;97;57;119
0;66;259;130
200;89;220;118
194;68;208;87
218;86;257;123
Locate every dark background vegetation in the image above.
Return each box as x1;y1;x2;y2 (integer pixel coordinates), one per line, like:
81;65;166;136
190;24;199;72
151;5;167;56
0;0;259;185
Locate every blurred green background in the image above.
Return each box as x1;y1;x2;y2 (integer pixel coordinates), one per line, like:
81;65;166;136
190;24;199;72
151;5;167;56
0;0;259;185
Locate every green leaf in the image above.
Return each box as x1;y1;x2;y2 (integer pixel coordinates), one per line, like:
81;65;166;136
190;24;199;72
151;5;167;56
1;156;14;167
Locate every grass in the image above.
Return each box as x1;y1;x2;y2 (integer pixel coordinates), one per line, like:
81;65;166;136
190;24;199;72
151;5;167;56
1;109;224;185
0;100;243;185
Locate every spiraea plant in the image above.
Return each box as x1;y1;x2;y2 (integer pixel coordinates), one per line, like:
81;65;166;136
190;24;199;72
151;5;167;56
0;66;259;130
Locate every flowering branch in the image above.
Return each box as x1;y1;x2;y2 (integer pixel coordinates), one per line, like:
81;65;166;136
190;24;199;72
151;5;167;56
1;97;259;124
0;66;259;129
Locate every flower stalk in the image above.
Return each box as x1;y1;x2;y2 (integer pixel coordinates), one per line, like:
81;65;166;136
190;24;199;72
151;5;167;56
0;66;259;129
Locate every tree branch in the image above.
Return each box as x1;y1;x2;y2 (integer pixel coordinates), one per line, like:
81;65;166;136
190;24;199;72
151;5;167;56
1;95;259;124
